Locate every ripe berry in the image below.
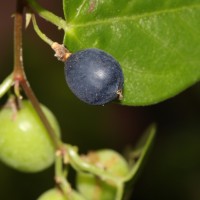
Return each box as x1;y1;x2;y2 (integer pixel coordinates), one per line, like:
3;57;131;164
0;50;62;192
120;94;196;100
37;188;85;200
0;100;60;172
76;149;129;200
64;48;124;105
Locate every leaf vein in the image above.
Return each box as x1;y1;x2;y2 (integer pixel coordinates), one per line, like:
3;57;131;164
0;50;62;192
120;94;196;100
69;4;200;28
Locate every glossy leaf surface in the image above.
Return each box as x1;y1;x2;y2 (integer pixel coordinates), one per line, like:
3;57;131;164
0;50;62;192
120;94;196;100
63;0;200;105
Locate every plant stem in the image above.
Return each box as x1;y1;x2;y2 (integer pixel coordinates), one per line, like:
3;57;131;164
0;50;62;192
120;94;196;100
20;80;62;148
66;144;123;184
32;14;54;46
55;153;72;198
123;124;156;182
14;0;25;81
13;0;62;149
26;0;67;31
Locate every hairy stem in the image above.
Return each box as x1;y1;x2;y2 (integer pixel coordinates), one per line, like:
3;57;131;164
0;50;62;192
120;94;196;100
13;0;62;149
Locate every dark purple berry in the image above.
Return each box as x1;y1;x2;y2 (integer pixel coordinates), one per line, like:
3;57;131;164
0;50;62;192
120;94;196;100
64;48;124;105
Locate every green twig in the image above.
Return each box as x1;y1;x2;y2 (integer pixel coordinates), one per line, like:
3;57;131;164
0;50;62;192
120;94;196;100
65;144;125;200
123;124;156;182
55;154;71;198
32;14;54;46
55;152;86;200
115;184;125;200
26;0;67;31
66;144;124;184
55;152;64;179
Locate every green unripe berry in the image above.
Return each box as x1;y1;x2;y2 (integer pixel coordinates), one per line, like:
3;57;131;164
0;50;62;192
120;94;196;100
0;100;60;172
37;188;85;200
37;188;65;200
76;149;129;200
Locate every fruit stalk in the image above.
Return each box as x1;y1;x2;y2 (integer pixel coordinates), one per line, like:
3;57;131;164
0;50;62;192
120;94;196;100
31;14;54;46
13;0;62;149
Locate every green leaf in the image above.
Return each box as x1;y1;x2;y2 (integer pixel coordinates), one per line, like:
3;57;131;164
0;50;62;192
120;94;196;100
63;0;200;106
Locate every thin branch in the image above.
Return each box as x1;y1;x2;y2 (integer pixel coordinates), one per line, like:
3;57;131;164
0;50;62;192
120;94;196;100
13;0;25;81
32;14;54;46
20;80;62;148
13;0;62;150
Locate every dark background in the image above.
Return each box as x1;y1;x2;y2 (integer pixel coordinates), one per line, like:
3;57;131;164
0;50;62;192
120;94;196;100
0;1;200;199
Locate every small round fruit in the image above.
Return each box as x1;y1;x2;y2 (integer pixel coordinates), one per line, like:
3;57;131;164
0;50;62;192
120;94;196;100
37;188;85;200
64;48;124;105
0;100;60;172
37;188;65;200
76;149;129;200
